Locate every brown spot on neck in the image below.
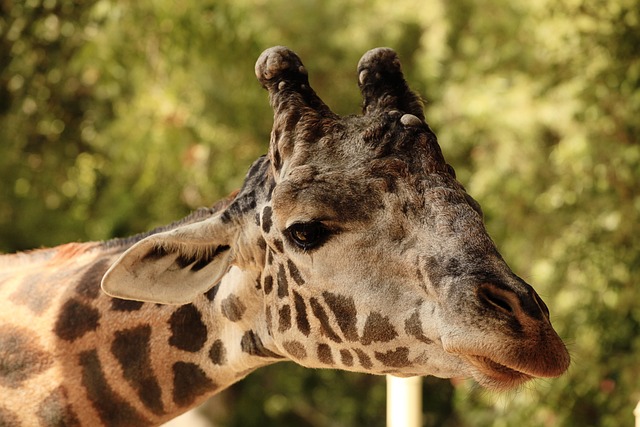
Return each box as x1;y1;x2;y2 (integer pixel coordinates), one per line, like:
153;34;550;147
361;312;398;345
293;291;310;336
317;343;334;365
282;341;307;359
221;294;247;323
209;340;227;365
79;350;148;425
0;326;53;388
322;292;358;342
11;273;52;314
353;348;373;369
111;325;164;415
240;330;283;359
75;258;111;300
287;260;305;285
309;298;342;343
340;349;354;367
374;347;411;368
172;362;217;407
278;304;292;332
0;406;19;426
168;305;208;352
54;299;100;342
276;263;289;298
111;299;145;312
263;275;274;295
37;387;80;427
404;311;434;345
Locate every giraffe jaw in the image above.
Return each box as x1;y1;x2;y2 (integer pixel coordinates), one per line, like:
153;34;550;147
463;355;534;390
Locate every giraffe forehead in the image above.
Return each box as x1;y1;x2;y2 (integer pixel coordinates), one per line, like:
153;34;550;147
271;168;384;226
275;111;446;172
267;112;475;238
279;119;454;191
269;170;473;239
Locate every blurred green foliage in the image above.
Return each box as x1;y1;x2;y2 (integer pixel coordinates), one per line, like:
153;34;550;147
1;0;639;426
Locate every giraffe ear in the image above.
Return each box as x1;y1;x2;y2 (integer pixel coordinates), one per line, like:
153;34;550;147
101;216;235;305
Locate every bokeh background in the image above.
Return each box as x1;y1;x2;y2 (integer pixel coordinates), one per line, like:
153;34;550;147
1;0;639;426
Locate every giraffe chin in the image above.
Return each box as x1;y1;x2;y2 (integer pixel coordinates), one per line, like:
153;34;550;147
464;355;534;390
387;372;422;378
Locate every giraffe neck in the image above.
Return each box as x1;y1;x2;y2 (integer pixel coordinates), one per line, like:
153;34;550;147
0;207;281;426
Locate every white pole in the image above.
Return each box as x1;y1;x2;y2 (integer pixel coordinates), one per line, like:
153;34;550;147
634;400;640;427
386;375;422;427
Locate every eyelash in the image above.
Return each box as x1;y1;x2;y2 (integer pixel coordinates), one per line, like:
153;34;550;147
285;221;331;251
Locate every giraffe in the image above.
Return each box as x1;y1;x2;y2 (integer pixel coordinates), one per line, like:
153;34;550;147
0;46;570;426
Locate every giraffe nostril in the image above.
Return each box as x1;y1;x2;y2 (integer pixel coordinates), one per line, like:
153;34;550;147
478;285;515;314
532;291;550;318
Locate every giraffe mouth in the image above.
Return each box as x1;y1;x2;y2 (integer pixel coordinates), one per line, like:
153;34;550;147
464;355;534;390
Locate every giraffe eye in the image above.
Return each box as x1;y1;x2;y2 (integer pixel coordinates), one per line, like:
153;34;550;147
286;222;329;251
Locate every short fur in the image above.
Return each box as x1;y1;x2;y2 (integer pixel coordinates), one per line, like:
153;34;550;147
0;47;568;426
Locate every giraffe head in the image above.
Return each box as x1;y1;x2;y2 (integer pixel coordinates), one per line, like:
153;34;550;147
102;47;569;390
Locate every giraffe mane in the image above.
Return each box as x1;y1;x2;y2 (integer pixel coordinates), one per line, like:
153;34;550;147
102;195;236;251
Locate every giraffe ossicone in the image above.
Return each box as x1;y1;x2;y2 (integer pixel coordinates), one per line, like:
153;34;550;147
1;46;569;426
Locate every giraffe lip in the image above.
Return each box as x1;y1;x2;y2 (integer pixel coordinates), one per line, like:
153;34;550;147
464;355;533;389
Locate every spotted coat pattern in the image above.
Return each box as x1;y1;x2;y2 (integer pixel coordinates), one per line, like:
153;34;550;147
0;47;569;426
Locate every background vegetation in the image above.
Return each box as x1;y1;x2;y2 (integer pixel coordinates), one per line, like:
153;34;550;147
1;0;638;426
